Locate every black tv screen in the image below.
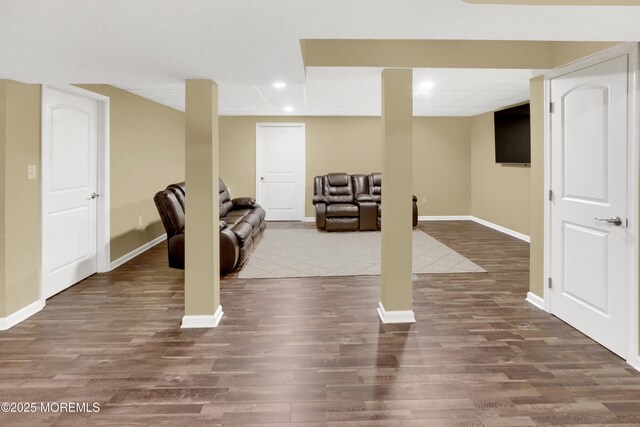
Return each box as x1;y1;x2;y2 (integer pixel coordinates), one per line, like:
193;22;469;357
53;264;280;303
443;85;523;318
494;103;531;164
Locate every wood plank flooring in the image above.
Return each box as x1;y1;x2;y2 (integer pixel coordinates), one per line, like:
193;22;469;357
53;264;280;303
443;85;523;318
1;221;640;426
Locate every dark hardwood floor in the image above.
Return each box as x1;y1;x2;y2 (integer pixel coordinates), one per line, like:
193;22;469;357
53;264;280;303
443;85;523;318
1;221;640;426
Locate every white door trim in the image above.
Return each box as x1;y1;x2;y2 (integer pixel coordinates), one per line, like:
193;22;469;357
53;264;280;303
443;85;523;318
543;42;640;369
40;84;110;307
255;122;306;221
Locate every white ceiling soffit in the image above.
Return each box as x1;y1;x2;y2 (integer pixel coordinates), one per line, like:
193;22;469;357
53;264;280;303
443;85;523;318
1;1;640;86
116;68;543;117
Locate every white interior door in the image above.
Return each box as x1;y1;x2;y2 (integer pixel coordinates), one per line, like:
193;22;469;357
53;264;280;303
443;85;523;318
42;88;99;299
256;124;305;221
549;54;630;357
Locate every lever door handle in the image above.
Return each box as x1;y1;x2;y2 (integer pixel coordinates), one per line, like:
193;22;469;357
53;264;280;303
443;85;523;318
594;216;622;226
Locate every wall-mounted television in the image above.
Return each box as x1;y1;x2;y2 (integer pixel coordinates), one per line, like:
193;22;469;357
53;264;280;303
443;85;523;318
494;103;531;164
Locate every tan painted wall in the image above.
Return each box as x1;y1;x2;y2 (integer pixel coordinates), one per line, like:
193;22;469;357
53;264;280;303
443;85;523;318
77;85;185;260
529;77;545;298
0;82;6;318
0;81;41;317
470;112;531;236
220;116;471;218
413;117;472;216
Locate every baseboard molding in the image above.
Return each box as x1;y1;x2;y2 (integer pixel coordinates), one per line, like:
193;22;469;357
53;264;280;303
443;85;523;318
377;302;416;324
418;215;472;221
0;299;45;331
526;292;545;310
303;217;315;223
181;305;224;328
110;234;166;271
470;216;530;243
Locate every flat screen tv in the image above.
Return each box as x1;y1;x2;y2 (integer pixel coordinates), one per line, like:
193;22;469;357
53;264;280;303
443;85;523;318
494;103;531;164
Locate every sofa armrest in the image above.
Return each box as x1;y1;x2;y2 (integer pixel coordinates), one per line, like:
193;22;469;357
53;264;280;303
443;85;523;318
167;233;185;270
312;195;327;205
220;228;240;273
355;194;375;203
315;202;326;229
232;197;256;208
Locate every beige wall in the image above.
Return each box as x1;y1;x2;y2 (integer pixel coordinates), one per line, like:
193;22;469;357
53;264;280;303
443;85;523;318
470;111;531;236
0;82;184;319
220;116;471;218
0;80;41;317
77;85;185;260
414;117;472;216
529;77;545;298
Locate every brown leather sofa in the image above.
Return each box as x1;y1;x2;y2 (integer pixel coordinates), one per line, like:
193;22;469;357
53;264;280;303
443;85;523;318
154;179;266;273
313;172;418;231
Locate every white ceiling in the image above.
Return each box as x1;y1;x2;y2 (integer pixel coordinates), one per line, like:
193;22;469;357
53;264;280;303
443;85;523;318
116;68;541;116
3;1;637;116
1;1;640;88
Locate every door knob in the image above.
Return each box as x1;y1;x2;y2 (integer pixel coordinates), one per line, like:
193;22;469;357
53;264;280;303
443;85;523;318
90;192;100;200
260;177;265;181
594;216;622;226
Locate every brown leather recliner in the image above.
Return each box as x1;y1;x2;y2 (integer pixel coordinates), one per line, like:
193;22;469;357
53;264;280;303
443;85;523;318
313;172;418;231
154;179;266;273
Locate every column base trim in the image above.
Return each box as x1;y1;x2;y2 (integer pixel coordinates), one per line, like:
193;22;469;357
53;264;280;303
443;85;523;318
377;301;415;324
181;305;223;328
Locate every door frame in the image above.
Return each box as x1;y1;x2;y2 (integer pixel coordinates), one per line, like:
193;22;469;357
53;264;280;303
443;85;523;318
543;43;640;369
40;84;111;304
255;122;306;221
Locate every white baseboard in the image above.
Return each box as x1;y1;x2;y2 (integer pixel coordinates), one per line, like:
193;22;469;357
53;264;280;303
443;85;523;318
418;215;472;221
470;216;530;243
110;234;166;270
0;299;45;331
303;217;315;223
181;305;224;328
526;292;545;310
377;301;415;324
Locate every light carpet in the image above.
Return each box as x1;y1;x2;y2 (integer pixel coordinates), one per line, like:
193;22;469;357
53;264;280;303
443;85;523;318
238;228;486;279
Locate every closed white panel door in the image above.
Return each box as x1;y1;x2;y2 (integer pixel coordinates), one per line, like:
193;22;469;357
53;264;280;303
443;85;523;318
256;125;305;221
550;55;629;356
43;88;99;299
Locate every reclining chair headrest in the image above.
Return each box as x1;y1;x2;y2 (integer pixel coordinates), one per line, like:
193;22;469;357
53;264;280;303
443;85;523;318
326;173;349;187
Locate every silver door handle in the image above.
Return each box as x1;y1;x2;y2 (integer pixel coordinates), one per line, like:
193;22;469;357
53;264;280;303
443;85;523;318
90;192;100;200
260;177;265;181
594;216;622;226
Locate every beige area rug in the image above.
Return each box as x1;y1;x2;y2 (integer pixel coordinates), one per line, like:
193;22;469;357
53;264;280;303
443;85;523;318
238;228;486;279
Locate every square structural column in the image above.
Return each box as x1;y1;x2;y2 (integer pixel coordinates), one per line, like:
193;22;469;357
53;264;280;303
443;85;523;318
182;79;223;328
378;69;415;324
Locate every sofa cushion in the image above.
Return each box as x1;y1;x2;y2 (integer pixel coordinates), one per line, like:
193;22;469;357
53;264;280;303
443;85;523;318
326;203;359;218
323;174;353;196
368;173;382;203
219;178;233;217
231;221;253;245
241;212;263;228
251;206;266;220
154;190;184;235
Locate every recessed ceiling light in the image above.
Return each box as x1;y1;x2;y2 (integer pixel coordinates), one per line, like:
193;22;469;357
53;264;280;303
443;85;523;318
283;105;294;112
273;82;286;89
419;81;435;91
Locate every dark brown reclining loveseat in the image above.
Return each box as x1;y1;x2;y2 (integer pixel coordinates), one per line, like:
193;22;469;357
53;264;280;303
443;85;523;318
153;180;266;273
312;172;418;232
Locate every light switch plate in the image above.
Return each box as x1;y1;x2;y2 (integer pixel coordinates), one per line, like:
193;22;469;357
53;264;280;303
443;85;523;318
27;165;37;180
